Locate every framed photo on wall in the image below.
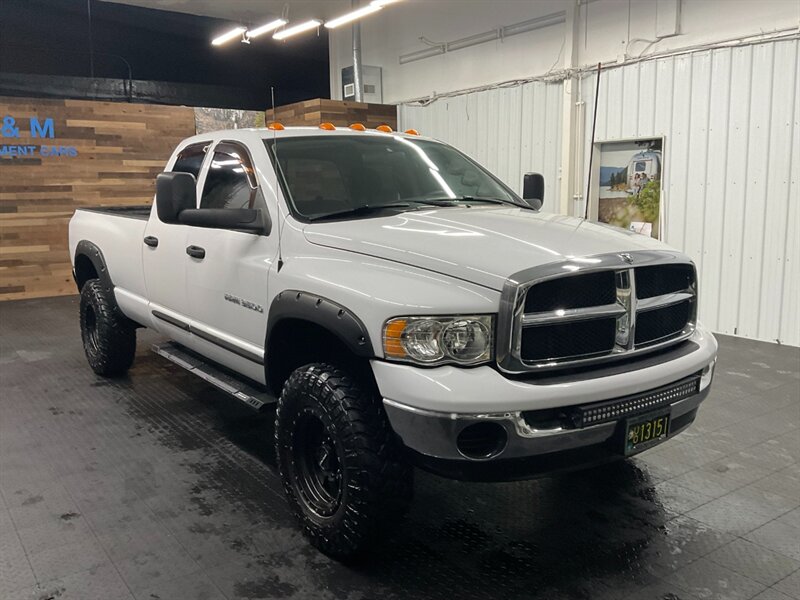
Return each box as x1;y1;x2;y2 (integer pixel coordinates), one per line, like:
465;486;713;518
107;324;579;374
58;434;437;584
589;137;664;240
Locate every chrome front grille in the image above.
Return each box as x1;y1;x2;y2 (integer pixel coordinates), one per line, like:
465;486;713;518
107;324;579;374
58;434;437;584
496;251;697;373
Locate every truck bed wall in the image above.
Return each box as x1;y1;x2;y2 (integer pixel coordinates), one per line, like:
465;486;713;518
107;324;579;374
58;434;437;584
69;209;149;324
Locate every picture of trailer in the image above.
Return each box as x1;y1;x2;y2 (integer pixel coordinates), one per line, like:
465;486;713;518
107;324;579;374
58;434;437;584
627;150;662;194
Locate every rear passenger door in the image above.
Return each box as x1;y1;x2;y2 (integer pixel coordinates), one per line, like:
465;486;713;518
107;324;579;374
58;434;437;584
182;140;277;383
143;141;208;343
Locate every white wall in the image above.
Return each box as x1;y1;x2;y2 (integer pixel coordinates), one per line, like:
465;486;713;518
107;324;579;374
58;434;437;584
399;81;564;212
330;0;799;103
329;0;568;103
578;40;800;345
331;1;800;346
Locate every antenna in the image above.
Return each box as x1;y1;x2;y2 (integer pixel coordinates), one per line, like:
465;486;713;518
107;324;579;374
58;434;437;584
271;86;284;272
584;62;602;220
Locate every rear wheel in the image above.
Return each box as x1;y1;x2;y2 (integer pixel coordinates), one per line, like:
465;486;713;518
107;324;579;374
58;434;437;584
79;279;136;377
275;363;412;560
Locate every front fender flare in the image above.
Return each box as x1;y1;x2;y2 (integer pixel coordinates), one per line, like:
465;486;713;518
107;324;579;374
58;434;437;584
266;290;374;358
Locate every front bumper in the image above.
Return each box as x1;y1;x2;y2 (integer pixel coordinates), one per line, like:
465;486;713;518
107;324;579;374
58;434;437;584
375;327;717;481
385;380;710;481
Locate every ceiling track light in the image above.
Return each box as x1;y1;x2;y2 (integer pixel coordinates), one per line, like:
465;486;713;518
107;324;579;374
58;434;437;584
324;4;382;29
212;0;402;46
247;18;287;39
211;26;246;46
273;19;322;40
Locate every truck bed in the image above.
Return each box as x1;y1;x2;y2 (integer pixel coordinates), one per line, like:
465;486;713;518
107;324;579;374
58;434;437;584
69;205;151;323
76;205;151;220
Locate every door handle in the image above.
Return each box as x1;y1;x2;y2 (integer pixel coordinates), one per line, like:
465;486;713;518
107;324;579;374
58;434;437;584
143;236;159;248
186;245;206;259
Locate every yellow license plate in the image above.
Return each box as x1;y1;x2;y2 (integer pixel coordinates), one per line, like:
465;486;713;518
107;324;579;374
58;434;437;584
625;410;670;455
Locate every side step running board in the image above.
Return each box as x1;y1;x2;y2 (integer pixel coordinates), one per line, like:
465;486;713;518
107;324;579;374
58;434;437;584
152;341;275;411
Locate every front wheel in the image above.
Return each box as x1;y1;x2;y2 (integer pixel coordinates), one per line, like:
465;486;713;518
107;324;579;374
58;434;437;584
79;279;136;377
275;363;412;560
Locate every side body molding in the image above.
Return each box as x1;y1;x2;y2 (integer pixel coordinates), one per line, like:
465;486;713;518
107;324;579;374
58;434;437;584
266;290;374;358
74;240;113;293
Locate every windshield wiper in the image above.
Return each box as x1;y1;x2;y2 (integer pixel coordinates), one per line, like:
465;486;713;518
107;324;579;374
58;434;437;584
415;195;528;208
309;201;446;221
458;195;532;208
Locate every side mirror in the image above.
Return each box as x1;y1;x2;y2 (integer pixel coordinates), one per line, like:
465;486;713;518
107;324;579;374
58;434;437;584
522;172;545;210
178;208;271;235
156;172;197;224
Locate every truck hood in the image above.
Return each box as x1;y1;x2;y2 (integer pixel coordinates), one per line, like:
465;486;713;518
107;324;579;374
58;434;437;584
303;206;672;290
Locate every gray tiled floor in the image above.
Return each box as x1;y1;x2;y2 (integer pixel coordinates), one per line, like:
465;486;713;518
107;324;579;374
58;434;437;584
0;296;798;600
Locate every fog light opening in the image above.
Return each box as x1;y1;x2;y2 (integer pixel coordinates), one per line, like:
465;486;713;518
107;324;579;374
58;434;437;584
456;422;508;460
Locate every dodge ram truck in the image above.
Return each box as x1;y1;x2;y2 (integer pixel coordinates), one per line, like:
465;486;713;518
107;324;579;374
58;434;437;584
69;124;718;559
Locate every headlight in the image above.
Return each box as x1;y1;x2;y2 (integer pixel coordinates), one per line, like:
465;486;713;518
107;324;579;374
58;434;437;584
383;315;494;366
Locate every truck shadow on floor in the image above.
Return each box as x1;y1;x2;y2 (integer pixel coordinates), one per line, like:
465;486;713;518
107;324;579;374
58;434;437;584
121;352;675;600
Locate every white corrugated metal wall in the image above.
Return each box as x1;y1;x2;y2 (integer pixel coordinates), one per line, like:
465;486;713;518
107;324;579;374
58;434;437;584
398;82;564;213
581;39;799;345
398;38;799;346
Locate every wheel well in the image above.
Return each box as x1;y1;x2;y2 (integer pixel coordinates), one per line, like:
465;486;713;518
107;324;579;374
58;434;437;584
74;254;98;291
266;318;377;397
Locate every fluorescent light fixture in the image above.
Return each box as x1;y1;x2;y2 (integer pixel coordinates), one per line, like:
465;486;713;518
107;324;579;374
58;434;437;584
273;19;322;40
324;5;382;29
211;26;246;46
247;19;287;38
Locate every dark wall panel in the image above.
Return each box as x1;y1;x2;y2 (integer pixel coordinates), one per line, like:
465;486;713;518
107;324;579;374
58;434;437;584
0;0;329;108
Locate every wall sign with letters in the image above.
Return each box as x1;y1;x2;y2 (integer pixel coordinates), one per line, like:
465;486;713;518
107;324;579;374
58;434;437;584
0;115;78;158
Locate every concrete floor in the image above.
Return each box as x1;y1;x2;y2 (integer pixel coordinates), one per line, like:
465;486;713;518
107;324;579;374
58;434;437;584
0;296;798;600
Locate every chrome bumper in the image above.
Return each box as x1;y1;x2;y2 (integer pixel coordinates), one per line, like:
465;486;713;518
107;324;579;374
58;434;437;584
384;372;712;463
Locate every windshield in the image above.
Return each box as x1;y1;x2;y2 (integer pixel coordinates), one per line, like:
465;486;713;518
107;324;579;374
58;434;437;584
264;135;523;220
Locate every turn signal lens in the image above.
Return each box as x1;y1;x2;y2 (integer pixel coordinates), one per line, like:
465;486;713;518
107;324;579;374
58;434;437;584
349;122;366;131
700;358;716;390
267;122;285;130
319;122;336;130
376;124;393;133
404;128;420;135
383;319;408;358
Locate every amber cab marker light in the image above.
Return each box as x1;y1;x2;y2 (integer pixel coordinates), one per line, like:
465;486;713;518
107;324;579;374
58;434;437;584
383;319;408;358
319;122;336;130
267;122;285;131
404;128;420;135
349;123;367;131
376;124;393;133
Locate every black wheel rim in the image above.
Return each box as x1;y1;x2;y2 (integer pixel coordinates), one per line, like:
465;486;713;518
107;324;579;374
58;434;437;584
292;410;343;519
84;304;100;354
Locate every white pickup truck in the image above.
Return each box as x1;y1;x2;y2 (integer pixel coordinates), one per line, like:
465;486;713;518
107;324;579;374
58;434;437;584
69;125;717;559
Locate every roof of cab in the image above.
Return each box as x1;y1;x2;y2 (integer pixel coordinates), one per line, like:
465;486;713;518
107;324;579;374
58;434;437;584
178;126;429;147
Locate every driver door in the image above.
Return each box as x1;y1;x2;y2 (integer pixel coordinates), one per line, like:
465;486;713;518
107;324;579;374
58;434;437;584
181;140;278;383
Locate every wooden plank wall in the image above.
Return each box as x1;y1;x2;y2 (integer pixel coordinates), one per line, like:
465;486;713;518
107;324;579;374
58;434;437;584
0;97;195;301
270;98;398;129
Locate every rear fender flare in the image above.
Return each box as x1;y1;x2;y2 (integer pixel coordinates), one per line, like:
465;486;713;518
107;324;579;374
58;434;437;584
74;240;114;294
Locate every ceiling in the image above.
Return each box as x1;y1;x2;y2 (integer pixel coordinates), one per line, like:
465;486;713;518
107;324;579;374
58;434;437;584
98;1;352;26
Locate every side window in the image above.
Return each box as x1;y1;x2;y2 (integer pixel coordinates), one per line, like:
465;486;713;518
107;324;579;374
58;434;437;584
200;143;261;210
172;143;208;178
